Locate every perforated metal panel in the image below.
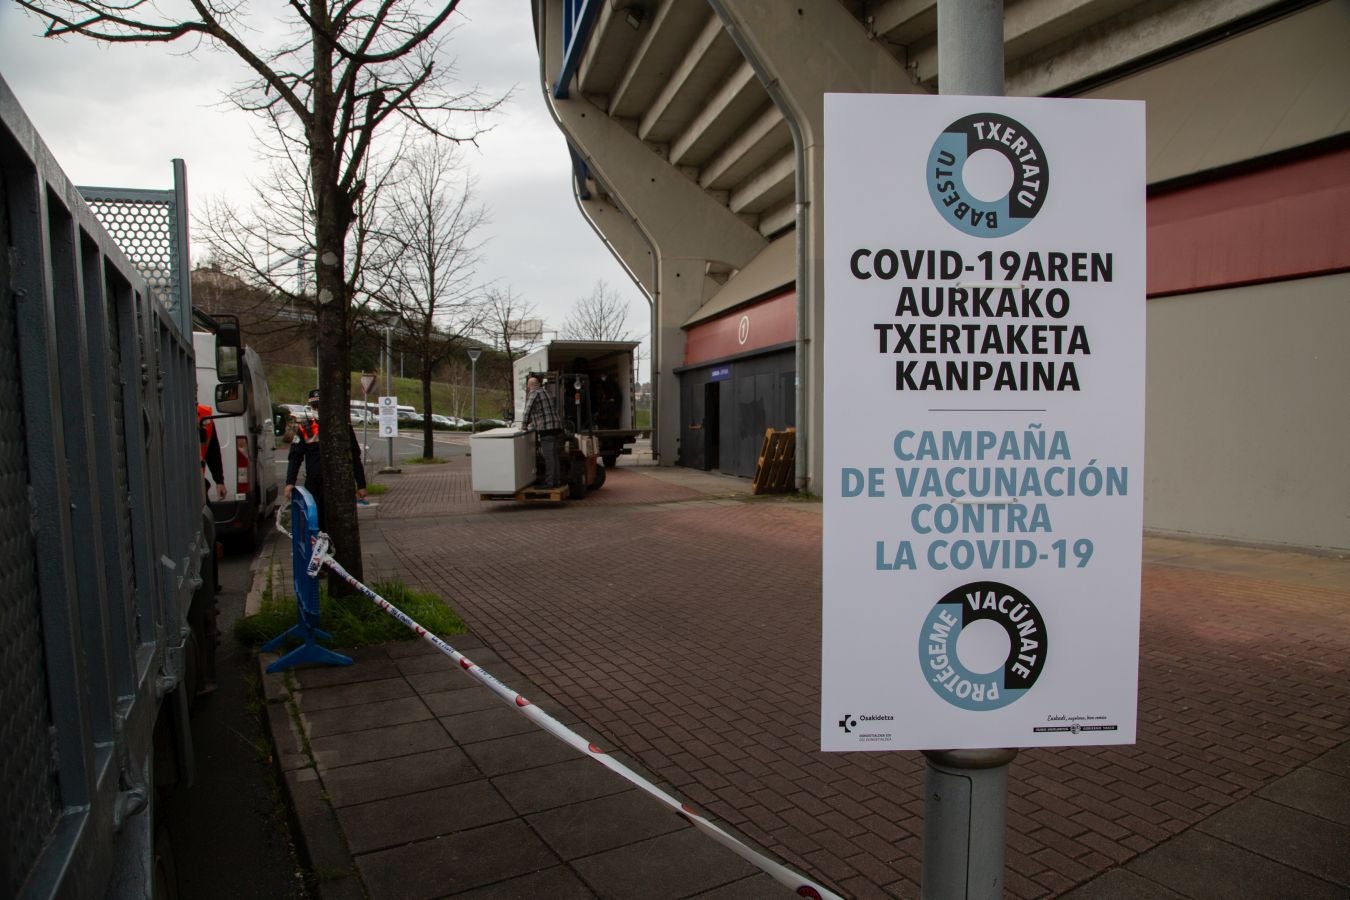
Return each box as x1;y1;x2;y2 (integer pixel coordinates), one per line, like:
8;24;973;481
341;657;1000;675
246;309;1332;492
84;192;181;318
0;173;59;900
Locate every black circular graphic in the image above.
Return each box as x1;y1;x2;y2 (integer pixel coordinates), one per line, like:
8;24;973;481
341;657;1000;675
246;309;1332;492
926;113;1050;237
918;580;1049;710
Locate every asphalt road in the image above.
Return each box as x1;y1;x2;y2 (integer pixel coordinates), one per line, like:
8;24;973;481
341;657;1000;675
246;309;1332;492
159;542;309;899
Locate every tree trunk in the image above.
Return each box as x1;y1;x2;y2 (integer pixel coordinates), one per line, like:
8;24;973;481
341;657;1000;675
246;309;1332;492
310;12;363;594
422;368;434;459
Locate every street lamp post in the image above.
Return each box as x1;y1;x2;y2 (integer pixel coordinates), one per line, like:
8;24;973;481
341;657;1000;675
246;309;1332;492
385;323;395;470
467;348;482;446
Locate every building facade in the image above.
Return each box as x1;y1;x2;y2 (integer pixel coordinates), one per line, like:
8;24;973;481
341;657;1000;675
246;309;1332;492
531;0;1350;551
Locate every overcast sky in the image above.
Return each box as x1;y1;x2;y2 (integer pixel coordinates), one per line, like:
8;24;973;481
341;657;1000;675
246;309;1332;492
0;0;650;358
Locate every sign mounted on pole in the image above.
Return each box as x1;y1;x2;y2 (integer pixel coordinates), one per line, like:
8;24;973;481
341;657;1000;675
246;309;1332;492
821;94;1146;751
378;395;399;438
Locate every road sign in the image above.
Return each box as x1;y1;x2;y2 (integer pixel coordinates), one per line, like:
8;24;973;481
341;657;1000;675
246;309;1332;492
360;373;376;395
821;94;1146;751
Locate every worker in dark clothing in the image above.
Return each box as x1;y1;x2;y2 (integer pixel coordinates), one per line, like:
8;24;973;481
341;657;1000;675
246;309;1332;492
198;403;227;501
284;388;367;529
522;374;563;488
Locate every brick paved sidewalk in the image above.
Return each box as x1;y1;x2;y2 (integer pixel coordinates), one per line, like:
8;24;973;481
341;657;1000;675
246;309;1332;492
263;460;1350;898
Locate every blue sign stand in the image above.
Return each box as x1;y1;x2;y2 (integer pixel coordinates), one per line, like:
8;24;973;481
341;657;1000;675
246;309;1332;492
262;486;353;673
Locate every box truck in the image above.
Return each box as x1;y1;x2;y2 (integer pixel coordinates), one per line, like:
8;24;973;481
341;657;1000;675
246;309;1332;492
512;339;643;468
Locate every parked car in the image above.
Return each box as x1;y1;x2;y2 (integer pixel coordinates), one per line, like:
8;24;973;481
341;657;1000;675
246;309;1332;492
430;413;464;429
397;409;424;425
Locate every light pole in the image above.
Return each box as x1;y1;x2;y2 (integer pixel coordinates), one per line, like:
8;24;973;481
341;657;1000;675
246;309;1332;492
467;347;482;440
384;321;395;470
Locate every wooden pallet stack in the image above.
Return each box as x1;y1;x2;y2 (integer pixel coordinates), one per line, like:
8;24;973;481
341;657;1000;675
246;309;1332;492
752;427;796;494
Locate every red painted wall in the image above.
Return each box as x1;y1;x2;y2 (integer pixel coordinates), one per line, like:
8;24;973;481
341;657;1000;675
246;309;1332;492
1148;145;1350;297
684;290;797;366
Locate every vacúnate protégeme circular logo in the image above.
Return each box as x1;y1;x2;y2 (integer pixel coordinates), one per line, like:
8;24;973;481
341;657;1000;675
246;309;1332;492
926;113;1049;238
919;581;1048;710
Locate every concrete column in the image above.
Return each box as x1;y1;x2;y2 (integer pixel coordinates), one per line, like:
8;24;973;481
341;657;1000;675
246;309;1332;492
537;0;766;465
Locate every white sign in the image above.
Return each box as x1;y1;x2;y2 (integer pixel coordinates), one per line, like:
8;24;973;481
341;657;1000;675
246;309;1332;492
378;395;399;438
821;94;1146;751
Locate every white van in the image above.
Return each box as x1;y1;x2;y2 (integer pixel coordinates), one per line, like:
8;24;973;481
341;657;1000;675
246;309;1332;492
194;331;280;546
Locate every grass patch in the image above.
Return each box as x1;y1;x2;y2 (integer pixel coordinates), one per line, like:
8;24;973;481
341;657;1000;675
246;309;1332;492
268;362;509;420
235;578;466;650
364;482;389;495
404;455;448;465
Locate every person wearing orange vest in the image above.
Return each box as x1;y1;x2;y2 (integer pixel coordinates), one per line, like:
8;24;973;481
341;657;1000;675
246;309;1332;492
284;388;367;529
198;403;227;501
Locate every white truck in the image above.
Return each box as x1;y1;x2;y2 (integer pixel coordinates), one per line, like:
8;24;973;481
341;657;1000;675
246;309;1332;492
512;339;643;468
195;327;279;547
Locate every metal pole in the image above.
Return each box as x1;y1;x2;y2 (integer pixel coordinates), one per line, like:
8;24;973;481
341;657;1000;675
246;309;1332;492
385;325;394;470
467;347;481;456
923;6;1015;900
937;0;1004;96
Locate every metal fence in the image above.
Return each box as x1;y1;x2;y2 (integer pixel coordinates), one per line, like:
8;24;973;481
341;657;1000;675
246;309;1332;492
0;73;207;900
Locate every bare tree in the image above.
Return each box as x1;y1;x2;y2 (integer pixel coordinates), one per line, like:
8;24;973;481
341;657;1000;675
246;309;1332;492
377;140;485;459
562;280;632;341
17;0;500;584
478;285;540;360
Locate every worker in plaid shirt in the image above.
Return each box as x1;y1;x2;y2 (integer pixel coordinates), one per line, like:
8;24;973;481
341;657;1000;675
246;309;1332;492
522;374;563;487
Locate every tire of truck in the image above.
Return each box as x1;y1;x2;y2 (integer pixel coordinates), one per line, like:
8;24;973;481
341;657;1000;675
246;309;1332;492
588;461;606;492
601;452;619;468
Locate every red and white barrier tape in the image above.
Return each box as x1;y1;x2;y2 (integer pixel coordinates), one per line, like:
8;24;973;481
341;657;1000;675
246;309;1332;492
300;532;842;900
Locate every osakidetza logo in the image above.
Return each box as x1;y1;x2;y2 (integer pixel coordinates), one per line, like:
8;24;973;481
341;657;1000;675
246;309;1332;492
926;112;1049;238
837;712;895;741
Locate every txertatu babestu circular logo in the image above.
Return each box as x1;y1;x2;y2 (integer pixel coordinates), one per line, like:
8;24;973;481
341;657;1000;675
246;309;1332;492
919;581;1049;710
926;113;1050;238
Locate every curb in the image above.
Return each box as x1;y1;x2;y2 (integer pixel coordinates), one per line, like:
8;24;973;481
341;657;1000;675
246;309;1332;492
258;654;366;900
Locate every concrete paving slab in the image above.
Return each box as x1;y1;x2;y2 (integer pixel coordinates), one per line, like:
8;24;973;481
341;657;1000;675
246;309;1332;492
305;694;433;739
443;866;596;899
1059;868;1187;899
292;655;396;690
570;827;759;900
524;788;686;859
337;780;515;854
310;718;453;769
1254;766;1350;826
395;648;498;676
323;746;480;808
461;729;585;777
355;819;559;900
1196;795;1350;885
386;631;486;657
422;685;501;717
439;707;541;744
299;676;415;711
687;873;802;898
1309;741;1350;778
1125;831;1348;900
406;667;491;694
491;757;633;817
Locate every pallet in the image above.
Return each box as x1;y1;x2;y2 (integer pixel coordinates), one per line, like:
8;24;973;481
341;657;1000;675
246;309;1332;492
479;484;570;503
752;427;796;495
